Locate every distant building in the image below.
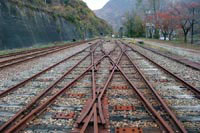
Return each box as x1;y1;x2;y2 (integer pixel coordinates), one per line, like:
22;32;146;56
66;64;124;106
145;23;155;38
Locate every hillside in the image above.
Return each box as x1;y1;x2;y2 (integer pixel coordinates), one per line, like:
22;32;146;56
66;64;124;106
95;0;137;31
12;0;112;35
94;0;198;31
0;0;112;49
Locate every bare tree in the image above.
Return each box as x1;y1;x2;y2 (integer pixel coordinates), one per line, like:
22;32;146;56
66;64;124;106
172;2;200;43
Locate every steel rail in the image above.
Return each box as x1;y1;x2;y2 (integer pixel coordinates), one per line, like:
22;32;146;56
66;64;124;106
78;46;123;133
117;41;187;133
0;45;62;59
91;45;97;98
0;41;90;69
80;104;98;133
5;50;110;133
122;41;200;96
77;47;124;126
106;52;174;133
0;43;100;132
0;39;95;59
138;44;200;71
81;44;100;132
0;42;96;98
79;47;98;132
91;47;98;132
0;45;74;65
0;39;96;64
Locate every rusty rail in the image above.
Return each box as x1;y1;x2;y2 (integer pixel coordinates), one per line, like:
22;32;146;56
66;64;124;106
0;40;95;69
1;40;193;133
106;48;174;132
0;46;71;65
0;45;61;59
117;41;187;133
0;39;95;59
0;43;100;132
138;44;200;71
4;46;109;133
122;41;200;96
79;45;98;133
0;42;96;98
76;45;123;133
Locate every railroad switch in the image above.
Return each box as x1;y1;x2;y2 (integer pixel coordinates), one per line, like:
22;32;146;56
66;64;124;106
52;112;75;119
95;64;100;70
89;69;98;72
89;64;100;72
67;93;85;98
95;88;106;94
115;127;143;133
112;85;129;90
110;66;119;72
114;106;135;111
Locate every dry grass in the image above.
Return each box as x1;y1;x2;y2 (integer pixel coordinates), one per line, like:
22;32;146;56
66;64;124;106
0;41;70;56
141;38;200;51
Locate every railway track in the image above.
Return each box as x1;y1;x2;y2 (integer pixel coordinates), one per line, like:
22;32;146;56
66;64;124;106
120;41;200;132
122;41;200;95
0;41;108;133
137;45;200;71
0;41;99;131
0;44;64;59
0;40;92;59
0;40;199;133
127;41;200;90
116;42;186;132
0;40;94;69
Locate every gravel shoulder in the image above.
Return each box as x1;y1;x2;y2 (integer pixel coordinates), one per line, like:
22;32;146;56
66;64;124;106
126;42;200;89
135;39;200;64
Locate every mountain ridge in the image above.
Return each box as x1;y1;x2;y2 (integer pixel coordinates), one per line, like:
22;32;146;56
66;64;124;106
94;0;197;31
94;0;137;31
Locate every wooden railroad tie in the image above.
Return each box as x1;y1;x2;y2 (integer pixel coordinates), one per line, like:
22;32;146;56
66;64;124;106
114;106;136;111
67;93;85;98
112;85;129;90
52;112;75;119
115;127;143;133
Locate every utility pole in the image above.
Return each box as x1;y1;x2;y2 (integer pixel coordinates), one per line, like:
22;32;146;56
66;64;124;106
191;7;195;44
152;0;159;39
119;27;123;38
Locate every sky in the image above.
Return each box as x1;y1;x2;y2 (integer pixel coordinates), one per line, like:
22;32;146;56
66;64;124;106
82;0;109;10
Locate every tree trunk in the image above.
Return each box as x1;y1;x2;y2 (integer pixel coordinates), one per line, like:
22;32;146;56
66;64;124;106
184;33;187;43
191;22;194;44
169;30;173;41
182;28;189;43
163;33;167;40
169;35;171;41
149;30;152;38
162;31;167;41
191;8;195;44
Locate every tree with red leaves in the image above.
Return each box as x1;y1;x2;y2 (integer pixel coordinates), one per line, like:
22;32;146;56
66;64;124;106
155;11;178;40
172;2;200;43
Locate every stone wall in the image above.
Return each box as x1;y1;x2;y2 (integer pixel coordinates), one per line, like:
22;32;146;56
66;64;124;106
0;0;81;50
